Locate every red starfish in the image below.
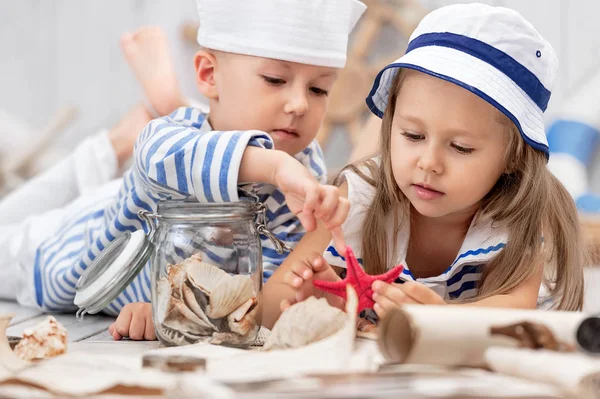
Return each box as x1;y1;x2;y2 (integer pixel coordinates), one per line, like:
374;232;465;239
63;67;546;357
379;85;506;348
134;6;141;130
313;246;404;314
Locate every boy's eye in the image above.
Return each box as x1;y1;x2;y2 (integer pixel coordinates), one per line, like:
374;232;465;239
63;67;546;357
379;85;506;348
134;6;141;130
401;132;423;141
452;143;474;154
310;87;329;96
262;75;285;85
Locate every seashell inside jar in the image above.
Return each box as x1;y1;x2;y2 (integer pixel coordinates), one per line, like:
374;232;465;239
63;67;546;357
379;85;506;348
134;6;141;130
155;254;260;347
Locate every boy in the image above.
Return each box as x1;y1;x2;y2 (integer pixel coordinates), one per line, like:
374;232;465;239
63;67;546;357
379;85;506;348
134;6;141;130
2;0;365;341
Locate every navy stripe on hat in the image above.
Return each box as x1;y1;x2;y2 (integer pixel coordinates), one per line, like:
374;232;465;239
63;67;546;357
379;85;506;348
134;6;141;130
365;63;550;157
406;32;551;112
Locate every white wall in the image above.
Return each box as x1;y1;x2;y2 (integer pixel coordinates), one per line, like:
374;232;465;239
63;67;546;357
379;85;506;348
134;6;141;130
1;0;600;171
0;0;201;152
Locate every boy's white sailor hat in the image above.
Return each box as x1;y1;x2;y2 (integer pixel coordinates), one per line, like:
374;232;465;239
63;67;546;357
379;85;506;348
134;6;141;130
366;3;558;156
196;0;367;68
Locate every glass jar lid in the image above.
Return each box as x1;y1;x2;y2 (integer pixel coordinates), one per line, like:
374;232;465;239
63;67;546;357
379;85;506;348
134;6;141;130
74;229;154;318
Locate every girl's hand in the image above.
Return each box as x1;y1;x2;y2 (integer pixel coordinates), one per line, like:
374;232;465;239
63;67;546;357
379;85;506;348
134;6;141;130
371;281;446;319
108;302;156;341
279;253;345;311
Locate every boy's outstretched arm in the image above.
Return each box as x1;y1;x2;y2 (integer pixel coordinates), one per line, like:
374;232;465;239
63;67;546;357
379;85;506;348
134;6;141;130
135;110;348;241
134;108;275;203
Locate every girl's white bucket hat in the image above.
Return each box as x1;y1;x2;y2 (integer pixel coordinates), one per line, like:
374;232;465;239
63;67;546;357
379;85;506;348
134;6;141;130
366;3;557;156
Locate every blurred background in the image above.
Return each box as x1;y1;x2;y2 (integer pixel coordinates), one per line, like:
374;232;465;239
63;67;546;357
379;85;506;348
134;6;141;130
0;0;599;310
2;0;599;172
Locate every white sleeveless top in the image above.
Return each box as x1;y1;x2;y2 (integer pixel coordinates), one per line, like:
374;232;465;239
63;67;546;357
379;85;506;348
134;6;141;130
322;166;509;301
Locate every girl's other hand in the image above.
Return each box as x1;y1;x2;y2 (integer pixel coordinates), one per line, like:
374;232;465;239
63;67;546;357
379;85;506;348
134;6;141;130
372;280;445;319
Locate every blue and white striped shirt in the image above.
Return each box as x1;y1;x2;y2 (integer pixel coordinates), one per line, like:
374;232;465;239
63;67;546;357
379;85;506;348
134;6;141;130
33;107;327;315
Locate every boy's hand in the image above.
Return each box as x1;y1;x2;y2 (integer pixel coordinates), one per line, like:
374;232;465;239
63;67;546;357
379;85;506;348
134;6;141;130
108;302;156;341
372;281;446;319
280;253;345;311
272;155;349;251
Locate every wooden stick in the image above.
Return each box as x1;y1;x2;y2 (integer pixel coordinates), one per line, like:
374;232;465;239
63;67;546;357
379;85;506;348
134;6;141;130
370;53;405;79
181;21;200;45
346;117;365;148
316;120;333;149
387;1;428;37
349;13;383;60
349;114;382;163
4;106;78;176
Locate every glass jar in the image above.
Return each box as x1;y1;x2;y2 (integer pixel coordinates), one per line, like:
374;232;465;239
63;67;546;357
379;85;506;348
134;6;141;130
146;200;262;348
75;197;287;349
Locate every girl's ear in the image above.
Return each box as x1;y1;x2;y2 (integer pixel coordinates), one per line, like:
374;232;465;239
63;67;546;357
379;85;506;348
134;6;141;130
194;50;219;99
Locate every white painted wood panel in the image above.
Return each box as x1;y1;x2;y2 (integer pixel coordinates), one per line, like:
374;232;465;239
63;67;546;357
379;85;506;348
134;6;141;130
6;312;115;343
0;301;44;325
1;299;115;343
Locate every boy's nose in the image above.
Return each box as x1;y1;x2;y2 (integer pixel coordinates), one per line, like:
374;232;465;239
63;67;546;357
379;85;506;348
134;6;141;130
284;91;309;116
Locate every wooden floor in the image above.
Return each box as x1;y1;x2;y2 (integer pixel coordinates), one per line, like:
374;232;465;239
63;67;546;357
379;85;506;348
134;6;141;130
3;300;114;342
0;300;569;399
1;299;161;358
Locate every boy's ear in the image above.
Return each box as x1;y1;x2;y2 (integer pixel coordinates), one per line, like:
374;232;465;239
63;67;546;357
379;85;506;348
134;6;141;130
194;50;219;99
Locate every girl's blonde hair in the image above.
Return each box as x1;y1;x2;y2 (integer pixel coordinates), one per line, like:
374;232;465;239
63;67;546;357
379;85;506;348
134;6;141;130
342;70;585;310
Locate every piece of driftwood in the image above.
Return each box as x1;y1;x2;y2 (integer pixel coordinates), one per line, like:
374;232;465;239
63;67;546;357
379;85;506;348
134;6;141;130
490;321;576;352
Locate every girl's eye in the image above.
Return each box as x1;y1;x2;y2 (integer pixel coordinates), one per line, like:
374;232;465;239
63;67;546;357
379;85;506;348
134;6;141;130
401;132;423;141
262;75;285;85
310;87;329;96
452;143;474;154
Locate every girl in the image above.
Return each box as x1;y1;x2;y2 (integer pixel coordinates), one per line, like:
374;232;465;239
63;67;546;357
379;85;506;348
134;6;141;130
262;2;585;330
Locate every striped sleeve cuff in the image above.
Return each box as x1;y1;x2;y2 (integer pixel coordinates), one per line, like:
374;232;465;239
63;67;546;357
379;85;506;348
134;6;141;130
191;130;273;203
322;245;348;268
296;140;327;183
